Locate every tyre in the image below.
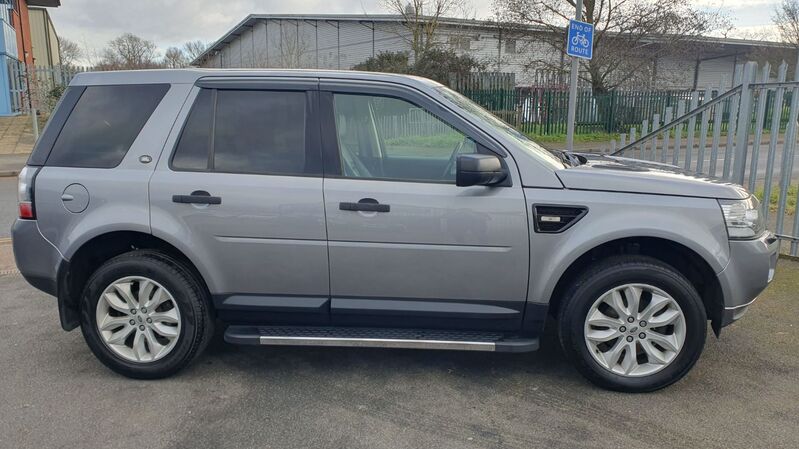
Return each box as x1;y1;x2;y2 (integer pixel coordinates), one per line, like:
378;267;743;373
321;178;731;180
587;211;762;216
79;250;214;379
558;255;706;392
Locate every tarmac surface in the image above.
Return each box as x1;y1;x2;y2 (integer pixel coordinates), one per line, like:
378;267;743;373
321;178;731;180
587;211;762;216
0;242;797;449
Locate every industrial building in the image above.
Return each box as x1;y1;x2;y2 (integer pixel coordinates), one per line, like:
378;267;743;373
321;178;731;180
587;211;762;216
193;14;793;90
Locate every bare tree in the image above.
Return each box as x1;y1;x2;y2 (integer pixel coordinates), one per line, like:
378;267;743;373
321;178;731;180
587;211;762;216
775;0;799;47
97;33;159;70
163;47;188;68
58;37;82;68
493;0;729;93
183;40;209;64
383;0;458;62
276;24;309;69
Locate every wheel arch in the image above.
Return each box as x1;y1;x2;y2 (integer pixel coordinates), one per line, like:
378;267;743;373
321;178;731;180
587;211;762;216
544;236;725;336
57;230;213;331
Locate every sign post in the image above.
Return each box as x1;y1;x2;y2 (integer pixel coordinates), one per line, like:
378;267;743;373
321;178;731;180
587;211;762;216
565;1;593;151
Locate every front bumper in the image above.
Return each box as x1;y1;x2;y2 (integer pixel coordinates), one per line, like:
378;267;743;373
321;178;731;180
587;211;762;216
716;232;779;327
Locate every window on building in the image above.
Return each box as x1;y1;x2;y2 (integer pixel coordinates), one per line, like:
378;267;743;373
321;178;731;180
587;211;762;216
47;84;169;168
449;36;472;51
505;39;517;54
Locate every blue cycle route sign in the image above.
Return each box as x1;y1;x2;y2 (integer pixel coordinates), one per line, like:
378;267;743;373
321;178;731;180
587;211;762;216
566;19;593;60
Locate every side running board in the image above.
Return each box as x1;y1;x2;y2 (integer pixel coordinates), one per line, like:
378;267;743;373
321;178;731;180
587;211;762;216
224;325;539;353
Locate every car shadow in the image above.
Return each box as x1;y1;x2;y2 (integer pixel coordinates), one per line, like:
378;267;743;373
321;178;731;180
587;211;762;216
196;318;585;388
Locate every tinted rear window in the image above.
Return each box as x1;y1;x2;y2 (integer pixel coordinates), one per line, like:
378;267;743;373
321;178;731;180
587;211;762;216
171;88;315;176
171;89;213;170
213;90;306;175
46;84;169;168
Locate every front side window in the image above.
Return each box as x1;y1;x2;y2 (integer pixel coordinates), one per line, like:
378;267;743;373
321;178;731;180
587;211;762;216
47;84;169;168
436;86;564;170
332;93;478;183
172;88;312;176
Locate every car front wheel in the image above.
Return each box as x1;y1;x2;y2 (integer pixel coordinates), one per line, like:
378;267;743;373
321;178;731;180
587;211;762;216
558;255;707;392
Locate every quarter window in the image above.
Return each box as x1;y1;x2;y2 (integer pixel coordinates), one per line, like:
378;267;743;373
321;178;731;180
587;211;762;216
172;89;213;171
332;93;478;183
47;84;169;168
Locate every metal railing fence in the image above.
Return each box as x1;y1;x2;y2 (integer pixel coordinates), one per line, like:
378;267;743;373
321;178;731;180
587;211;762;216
7;62;93;114
610;60;799;256
455;87;785;137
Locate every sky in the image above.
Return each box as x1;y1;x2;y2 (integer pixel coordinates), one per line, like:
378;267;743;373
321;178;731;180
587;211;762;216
48;0;782;64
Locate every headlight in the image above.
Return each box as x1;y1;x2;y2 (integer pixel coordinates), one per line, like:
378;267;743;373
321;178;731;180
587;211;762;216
718;196;765;239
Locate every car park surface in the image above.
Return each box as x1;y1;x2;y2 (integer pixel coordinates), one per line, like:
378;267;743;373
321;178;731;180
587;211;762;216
0;252;797;449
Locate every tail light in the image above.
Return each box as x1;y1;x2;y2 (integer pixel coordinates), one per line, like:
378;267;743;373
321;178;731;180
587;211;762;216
18;166;39;219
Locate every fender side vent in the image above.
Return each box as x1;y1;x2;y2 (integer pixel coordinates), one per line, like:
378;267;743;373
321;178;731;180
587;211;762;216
533;204;588;233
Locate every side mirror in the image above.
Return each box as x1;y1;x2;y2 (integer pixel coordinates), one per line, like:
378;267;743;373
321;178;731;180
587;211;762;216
456;154;507;187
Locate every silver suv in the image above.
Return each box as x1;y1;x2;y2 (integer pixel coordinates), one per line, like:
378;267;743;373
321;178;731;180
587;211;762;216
12;70;778;392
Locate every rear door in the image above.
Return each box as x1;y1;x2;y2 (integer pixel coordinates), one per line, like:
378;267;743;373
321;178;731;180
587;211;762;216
320;81;530;331
149;78;330;323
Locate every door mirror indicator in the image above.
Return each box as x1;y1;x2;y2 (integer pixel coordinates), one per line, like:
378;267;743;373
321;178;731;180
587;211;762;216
456;154;507;187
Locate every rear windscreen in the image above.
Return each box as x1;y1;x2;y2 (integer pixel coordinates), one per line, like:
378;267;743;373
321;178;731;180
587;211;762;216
44;84;169;168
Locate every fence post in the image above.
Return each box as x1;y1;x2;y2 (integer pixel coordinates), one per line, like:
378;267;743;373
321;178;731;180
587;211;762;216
606;91;616;133
30;108;38;140
662;107;673;163
696;86;713;173
761;61;788;227
709;83;726;177
776;55;799;238
651;114;660;160
748;63;771;192
673;101;685;166
732;62;757;185
723;65;744;179
685;92;699;170
640;119;649;159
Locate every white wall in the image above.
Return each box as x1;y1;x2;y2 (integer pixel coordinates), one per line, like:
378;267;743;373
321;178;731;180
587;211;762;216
200;18;754;91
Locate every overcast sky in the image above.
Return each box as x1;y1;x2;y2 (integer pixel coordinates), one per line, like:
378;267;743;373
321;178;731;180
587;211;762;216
48;0;781;63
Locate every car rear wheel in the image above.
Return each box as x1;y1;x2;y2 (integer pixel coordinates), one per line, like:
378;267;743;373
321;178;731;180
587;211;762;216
558;255;706;392
79;251;213;379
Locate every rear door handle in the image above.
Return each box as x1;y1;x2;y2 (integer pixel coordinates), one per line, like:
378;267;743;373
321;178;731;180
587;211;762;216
172;190;222;205
339;198;390;213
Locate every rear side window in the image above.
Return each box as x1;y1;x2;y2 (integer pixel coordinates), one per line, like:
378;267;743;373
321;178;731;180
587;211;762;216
172;89;213;171
171;88;316;176
46;84;169;168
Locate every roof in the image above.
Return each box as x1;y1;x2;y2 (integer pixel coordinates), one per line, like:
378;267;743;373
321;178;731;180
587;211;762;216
192;13;793;66
69;68;444;90
27;0;61;7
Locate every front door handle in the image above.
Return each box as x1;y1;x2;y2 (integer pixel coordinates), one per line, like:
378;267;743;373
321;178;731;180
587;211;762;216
339;198;390;213
172;190;222;205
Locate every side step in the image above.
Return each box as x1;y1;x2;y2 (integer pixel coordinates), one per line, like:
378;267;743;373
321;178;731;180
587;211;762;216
224;325;539;353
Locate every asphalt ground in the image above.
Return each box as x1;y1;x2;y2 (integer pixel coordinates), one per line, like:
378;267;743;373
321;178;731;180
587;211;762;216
0;239;797;449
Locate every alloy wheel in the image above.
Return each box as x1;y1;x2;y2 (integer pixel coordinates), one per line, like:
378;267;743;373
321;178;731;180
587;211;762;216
583;283;686;377
95;276;182;363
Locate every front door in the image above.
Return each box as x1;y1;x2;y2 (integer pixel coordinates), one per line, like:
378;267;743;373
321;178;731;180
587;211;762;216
149;81;330;324
320;84;530;331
